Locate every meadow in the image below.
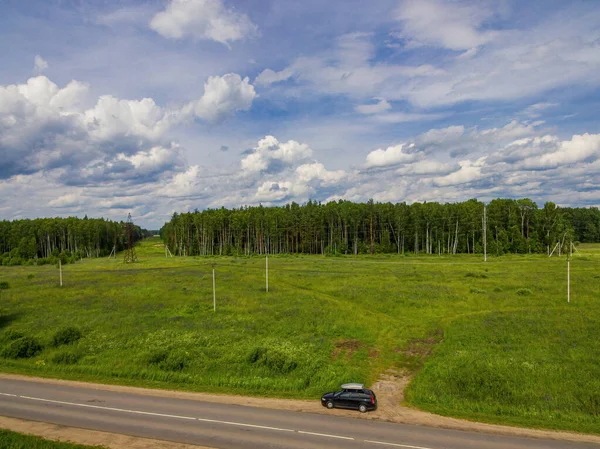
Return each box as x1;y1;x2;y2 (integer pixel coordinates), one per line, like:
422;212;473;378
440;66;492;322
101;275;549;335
0;238;599;434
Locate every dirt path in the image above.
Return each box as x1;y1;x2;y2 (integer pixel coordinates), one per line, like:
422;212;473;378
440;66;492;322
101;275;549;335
1;372;599;447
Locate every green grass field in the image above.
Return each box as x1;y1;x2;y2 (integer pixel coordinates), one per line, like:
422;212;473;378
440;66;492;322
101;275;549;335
0;429;105;449
1;238;599;434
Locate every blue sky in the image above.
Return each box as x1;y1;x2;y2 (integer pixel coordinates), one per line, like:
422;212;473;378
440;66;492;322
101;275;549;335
1;0;599;228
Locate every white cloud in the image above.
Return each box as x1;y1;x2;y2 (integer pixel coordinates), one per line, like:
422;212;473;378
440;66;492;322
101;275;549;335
355;98;391;115
254;68;293;86
192;73;256;122
521;102;559;118
516;133;600;169
33;55;48;74
295;162;345;185
395;0;499;50
241;135;313;174
417;125;465;145
372;112;446;123
365;143;420;168
162;165;201;197
0;73;254;181
260;9;600;110
150;0;257;46
48;193;81;207
433;157;486;186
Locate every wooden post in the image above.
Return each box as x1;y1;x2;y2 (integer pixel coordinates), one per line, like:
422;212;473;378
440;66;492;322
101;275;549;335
567;257;570;304
266;255;269;293
59;259;63;287
483;204;487;262
212;267;216;312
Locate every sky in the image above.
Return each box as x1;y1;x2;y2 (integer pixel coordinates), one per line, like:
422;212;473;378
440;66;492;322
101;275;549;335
0;0;599;229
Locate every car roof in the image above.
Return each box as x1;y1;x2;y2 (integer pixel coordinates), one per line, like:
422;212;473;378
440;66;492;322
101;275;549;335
341;383;364;390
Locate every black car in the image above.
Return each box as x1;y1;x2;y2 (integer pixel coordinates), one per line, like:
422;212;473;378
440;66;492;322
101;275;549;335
321;383;377;413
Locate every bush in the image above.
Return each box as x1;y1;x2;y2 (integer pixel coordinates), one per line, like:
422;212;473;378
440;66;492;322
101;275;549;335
146;349;188;371
52;349;82;365
146;349;169;365
0;281;10;290
516;288;533;296
465;272;488;279
3;329;24;341
160;350;188;371
247;342;299;374
2;336;43;359
52;327;82;347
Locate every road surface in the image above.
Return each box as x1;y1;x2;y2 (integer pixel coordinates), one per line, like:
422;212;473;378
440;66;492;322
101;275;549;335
0;377;597;449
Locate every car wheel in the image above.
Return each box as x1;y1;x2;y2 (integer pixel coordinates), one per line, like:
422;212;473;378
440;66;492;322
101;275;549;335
326;401;334;409
358;404;367;413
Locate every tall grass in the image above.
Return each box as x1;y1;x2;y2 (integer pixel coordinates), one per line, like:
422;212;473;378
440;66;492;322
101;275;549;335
0;429;106;449
0;239;599;433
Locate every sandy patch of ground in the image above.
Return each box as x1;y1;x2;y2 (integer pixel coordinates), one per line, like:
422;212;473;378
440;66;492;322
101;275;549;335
0;372;599;446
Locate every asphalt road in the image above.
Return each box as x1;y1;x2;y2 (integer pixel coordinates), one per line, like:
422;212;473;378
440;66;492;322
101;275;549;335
0;377;597;449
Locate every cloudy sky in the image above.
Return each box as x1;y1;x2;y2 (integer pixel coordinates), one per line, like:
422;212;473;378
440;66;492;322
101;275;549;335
1;0;599;228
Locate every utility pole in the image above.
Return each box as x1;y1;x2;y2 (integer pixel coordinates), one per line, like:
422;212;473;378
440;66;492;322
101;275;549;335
567;254;571;303
483;204;487;262
266;255;269;293
59;259;63;287
212;265;216;312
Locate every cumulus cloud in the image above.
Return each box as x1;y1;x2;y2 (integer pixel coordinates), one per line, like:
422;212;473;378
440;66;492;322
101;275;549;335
433;157;486;186
241;135;313;174
365;143;420;168
33;55;48;74
191;73;256;122
150;0;257;46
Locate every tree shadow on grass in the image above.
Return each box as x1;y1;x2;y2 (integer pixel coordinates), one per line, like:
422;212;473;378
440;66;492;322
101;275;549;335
0;312;21;331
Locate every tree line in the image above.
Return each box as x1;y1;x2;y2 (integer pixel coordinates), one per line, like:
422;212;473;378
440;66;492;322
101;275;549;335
0;216;149;266
160;199;600;257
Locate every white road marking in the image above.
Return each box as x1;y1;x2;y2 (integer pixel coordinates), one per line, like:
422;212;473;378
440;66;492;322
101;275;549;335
298;430;354;440
197;417;294;432
0;390;439;448
18;396;196;420
365;439;435;449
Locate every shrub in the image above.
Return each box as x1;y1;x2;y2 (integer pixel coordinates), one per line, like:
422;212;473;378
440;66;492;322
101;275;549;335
247;342;299;374
465;272;488;279
52;327;82;347
3;329;24;341
0;281;9;290
160;350;188;371
146;349;188;371
146;349;169;365
2;336;43;359
51;349;82;365
516;288;533;296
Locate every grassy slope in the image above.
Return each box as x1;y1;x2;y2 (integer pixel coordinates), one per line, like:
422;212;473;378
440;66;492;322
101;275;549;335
0;429;105;449
0;239;599;433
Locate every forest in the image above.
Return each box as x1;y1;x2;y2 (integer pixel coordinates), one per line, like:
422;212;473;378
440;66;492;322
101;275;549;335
160;198;600;257
0;216;149;266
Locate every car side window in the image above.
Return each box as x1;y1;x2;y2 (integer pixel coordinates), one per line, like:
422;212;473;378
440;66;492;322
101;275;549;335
339;392;352;399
